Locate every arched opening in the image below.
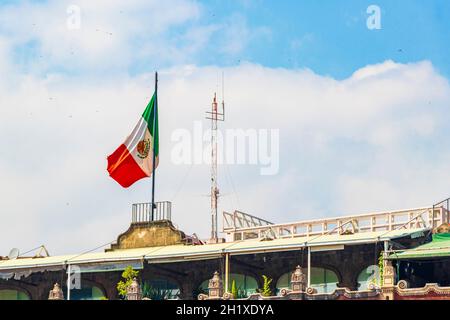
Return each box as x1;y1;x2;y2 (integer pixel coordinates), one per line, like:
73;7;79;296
63;284;105;300
142;278;180;300
357;265;381;290
276;267;339;294
199;273;258;298
0;289;30;300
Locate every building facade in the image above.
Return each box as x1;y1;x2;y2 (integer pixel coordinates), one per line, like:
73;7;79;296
0;199;449;300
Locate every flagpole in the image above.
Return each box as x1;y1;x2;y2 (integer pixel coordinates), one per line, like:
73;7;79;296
151;71;158;221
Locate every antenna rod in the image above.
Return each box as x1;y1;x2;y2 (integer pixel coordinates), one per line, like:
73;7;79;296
211;93;218;241
206;80;225;242
222;72;225;121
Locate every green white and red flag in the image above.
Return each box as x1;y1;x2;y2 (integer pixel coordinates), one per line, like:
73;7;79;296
107;93;159;188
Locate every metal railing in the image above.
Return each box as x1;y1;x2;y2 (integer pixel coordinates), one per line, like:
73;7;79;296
131;201;172;223
433;197;450;224
223;210;273;230
223;203;450;242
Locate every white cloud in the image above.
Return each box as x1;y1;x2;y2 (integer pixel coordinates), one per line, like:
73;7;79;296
0;59;448;256
0;0;272;72
219;13;272;56
335;151;450;214
0;0;202;70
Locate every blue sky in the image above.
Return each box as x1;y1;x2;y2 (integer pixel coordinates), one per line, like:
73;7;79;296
3;0;450;79
0;0;449;254
185;0;450;79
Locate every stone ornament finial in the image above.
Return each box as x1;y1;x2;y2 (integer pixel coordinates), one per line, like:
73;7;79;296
291;265;306;292
222;292;233;300
198;293;208;300
126;277;142;300
208;271;223;298
383;260;396;287
397;280;409;290
48;283;64;300
381;260;397;300
306;287;317;295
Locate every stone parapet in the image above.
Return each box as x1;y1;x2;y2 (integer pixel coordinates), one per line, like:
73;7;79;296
107;220;186;251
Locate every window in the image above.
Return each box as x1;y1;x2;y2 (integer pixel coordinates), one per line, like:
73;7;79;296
63;285;105;300
0;289;30;300
276;267;339;294
143;279;180;300
199;273;258;298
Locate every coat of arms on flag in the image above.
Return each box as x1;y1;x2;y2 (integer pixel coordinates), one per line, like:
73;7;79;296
107;92;159;188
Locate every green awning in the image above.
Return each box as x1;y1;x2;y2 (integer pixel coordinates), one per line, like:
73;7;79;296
389;233;450;260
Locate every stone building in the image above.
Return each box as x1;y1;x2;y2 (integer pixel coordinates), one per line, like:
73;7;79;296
0;199;449;300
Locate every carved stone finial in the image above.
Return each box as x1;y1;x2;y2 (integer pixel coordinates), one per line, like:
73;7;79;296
208;271;223;298
383;260;396;287
291;265;306;292
126;278;142;300
223;292;233;300
48;283;64;300
381;259;396;300
397;280;409;290
306;287;317;295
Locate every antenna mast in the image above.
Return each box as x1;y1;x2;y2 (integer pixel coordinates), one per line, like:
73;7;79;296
206;79;225;242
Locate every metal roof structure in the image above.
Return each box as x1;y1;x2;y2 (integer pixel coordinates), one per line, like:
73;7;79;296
388;233;450;260
0;228;427;276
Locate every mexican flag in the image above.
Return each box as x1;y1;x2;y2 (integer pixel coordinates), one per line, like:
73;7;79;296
107;93;159;188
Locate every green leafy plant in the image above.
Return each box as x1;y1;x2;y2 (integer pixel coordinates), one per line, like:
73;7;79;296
369;252;384;287
378;252;384;285
116;266;139;299
142;282;177;300
231;280;238;299
260;275;273;297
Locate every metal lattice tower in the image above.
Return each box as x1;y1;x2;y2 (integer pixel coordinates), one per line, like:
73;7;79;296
206;93;225;241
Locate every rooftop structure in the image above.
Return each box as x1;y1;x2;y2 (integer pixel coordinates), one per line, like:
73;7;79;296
1;197;449;300
223;205;448;242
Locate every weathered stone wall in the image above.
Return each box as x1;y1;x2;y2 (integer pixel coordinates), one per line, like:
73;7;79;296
108;220;186;250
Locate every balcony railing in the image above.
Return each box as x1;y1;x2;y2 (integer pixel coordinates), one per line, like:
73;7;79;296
223;210;273;230
223;200;450;242
433;197;450;223
132;201;172;223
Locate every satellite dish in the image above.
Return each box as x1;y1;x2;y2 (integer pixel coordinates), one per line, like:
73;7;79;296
8;248;20;260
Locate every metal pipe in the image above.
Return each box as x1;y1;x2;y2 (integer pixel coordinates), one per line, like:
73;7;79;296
66;264;71;301
307;246;311;288
225;253;230;293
